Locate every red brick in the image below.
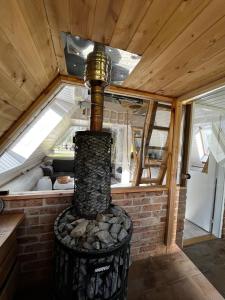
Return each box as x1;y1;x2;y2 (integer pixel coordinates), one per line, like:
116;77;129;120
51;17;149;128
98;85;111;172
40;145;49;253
40;206;58;215
146;191;163;197
10;199;43;208
129;213;141;220
132;220;141;227
133;226;156;234
25;208;41;215
21;259;52;272
23;241;53;253
140;244;156;253
37;250;53;260
130;247;140;256
139;217;159;227
151;196;168;204
142;204;161;212
39;232;54;241
17;226;27;237
3;208;25;214
18;253;38;262
111;193;124;200
18;236;39;244
39;215;56;225
55;204;69;213
44;197;71;205
125;192;146;199
27;224;53;235
123;206;141;214
113;199;133;206
24;216;39;226
133;198;151;206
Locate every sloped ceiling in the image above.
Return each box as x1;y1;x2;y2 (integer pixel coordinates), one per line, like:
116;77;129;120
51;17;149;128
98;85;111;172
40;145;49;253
1;0;225;140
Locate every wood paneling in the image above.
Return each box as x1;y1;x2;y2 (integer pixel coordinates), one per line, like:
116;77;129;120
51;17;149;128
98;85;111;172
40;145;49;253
165;101;183;246
1;0;225;139
110;0;152;50
124;0;211;88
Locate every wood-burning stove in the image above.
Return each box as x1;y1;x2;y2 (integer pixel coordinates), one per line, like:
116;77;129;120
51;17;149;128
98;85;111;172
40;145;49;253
53;42;133;300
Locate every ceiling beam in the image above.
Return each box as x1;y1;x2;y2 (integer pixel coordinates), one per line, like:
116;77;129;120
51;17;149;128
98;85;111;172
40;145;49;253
0;74;175;155
60;75;175;103
178;76;225;104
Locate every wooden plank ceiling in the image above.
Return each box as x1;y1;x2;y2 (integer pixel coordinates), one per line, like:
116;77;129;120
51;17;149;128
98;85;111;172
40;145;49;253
1;0;225;139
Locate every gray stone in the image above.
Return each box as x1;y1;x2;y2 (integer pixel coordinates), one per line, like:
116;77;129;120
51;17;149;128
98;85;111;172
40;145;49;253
118;228;128;242
96;230;114;244
122;217;131;230
70;220;89;238
105;214;114;218
87;236;95;244
71;218;86;226
65;223;74;232
110;223;121;234
89;226;100;236
58;223;65;233
96;214;107;222
83;242;93;250
86;223;96;232
70;239;76;248
107;217;121;224
62;235;71;245
110;232;118;241
92;241;101;250
61;231;68;238
111;206;124;217
98;222;110;231
66;214;76;222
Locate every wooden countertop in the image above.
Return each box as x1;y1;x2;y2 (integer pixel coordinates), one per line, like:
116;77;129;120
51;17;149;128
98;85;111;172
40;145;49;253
0;214;24;248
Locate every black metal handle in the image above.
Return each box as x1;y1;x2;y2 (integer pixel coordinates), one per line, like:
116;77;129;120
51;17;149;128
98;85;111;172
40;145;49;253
182;173;191;180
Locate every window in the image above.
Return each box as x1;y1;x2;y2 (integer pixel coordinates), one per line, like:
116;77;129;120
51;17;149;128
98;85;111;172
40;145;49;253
12;109;62;159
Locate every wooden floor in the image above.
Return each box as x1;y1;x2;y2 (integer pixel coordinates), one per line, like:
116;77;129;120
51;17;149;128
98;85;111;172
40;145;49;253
15;246;223;300
128;246;224;300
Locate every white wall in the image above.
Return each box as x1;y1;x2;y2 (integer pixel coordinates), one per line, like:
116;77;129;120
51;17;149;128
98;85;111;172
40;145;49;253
186;154;216;232
0;166;43;192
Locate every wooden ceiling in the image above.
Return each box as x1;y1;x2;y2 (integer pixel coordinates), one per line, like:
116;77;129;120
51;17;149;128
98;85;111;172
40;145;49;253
1;0;225;139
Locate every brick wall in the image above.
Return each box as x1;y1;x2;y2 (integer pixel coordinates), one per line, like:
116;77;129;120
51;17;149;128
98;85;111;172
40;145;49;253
2;188;176;289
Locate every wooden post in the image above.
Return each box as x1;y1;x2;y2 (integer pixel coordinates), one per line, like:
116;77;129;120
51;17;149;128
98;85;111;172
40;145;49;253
180;104;193;186
165;100;183;247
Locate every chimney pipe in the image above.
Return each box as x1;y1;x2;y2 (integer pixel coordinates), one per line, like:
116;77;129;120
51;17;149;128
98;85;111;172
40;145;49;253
84;43;111;131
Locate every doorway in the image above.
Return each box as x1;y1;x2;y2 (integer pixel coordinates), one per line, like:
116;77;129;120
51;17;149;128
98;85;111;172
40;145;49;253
183;103;225;246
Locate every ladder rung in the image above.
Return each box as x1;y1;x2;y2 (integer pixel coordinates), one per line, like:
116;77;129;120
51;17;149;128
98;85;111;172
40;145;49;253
153;126;169;131
141;178;159;184
157;104;172;111
144;158;163;162
148;146;167;151
144;162;166;168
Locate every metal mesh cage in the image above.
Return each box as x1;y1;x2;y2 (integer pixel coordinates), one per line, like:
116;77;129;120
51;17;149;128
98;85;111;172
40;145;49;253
54;206;132;300
74;131;112;218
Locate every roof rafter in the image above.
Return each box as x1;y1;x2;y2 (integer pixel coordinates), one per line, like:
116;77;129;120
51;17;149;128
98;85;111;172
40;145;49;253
0;74;175;155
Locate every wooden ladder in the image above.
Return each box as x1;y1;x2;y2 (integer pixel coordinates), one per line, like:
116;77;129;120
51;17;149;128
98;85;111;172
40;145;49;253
133;102;173;186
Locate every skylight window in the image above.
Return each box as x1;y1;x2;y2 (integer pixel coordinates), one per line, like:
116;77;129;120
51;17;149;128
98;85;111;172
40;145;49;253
12;109;62;159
